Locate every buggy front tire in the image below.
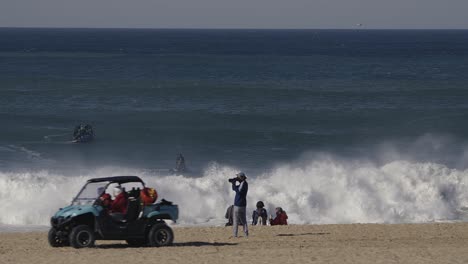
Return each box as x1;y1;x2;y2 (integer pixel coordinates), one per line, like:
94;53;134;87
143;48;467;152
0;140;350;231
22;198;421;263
148;223;174;247
69;225;95;248
48;228;68;247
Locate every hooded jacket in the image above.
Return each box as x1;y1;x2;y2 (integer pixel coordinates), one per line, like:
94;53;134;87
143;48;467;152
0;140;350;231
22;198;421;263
232;180;248;207
270;211;288;225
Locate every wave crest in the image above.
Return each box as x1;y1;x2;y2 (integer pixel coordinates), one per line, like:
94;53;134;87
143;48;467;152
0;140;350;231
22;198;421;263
1;158;468;227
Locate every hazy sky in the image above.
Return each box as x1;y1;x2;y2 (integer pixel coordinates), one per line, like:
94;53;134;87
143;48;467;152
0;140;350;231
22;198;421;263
1;0;467;29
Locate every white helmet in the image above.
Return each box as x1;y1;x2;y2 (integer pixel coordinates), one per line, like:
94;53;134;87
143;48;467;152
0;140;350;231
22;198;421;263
113;187;122;196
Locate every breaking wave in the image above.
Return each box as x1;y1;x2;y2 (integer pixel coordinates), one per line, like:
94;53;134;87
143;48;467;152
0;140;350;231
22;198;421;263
1;156;468;229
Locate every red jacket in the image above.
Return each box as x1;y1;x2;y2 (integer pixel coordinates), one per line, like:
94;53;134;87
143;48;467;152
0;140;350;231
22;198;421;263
110;193;128;214
270;212;288;225
100;193;112;208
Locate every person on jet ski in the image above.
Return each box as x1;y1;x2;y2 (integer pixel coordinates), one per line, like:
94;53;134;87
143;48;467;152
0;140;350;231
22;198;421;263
97;187;112;209
79;124;86;133
73;123;94;142
73;125;81;139
73;124;86;140
84;124;94;136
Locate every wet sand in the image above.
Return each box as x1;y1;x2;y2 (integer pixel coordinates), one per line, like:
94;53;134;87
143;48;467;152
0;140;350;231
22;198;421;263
2;223;468;264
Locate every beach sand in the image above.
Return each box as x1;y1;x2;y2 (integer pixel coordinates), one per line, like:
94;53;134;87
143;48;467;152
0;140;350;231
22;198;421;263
2;223;468;264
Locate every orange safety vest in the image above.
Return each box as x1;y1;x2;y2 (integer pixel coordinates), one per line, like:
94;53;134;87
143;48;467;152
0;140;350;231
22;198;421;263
140;187;158;205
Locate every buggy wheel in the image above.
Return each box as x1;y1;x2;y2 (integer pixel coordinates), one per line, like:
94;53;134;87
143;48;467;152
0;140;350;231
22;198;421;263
148;223;174;247
48;228;68;247
69;225;95;248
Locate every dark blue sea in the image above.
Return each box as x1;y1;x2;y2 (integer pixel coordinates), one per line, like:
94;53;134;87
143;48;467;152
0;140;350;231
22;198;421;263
1;29;468;228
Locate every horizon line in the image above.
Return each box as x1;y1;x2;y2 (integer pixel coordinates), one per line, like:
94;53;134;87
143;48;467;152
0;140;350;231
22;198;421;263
1;26;467;31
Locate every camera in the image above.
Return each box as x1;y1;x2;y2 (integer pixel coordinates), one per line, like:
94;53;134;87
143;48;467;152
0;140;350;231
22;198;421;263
228;177;238;183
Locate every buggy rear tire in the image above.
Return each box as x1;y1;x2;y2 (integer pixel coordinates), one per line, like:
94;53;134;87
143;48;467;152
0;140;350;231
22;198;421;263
148;223;174;247
48;228;68;247
69;225;95;248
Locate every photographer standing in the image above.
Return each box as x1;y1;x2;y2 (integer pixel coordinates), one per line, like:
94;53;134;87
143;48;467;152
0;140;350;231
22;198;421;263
229;172;249;237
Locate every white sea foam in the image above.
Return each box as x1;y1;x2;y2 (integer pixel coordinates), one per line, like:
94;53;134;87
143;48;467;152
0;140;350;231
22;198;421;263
1;157;468;231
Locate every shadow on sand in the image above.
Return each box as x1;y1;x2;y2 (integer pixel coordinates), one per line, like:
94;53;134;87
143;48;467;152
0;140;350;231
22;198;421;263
277;232;330;237
95;241;237;249
174;241;237;247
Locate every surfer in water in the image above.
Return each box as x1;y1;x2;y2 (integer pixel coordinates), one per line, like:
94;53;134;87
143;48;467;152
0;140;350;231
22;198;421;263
175;153;186;172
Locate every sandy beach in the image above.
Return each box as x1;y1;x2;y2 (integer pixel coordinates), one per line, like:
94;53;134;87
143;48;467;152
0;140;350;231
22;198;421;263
2;223;468;264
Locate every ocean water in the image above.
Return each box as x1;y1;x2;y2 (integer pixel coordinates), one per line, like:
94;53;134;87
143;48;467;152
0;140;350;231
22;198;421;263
1;28;468;229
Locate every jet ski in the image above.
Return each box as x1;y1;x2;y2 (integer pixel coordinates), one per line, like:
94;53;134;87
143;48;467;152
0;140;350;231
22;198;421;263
73;124;94;143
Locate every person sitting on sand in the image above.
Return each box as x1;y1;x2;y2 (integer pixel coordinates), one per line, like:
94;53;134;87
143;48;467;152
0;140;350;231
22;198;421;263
225;205;234;226
252;201;268;225
270;207;288;225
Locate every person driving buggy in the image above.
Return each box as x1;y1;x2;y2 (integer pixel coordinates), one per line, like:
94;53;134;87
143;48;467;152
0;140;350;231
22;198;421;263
97;187;112;209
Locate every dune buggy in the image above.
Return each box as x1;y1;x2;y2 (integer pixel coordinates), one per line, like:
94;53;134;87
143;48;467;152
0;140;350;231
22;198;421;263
48;176;178;248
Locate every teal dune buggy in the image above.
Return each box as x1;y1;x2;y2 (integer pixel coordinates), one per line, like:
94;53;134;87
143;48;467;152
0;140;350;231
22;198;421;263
49;176;178;248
